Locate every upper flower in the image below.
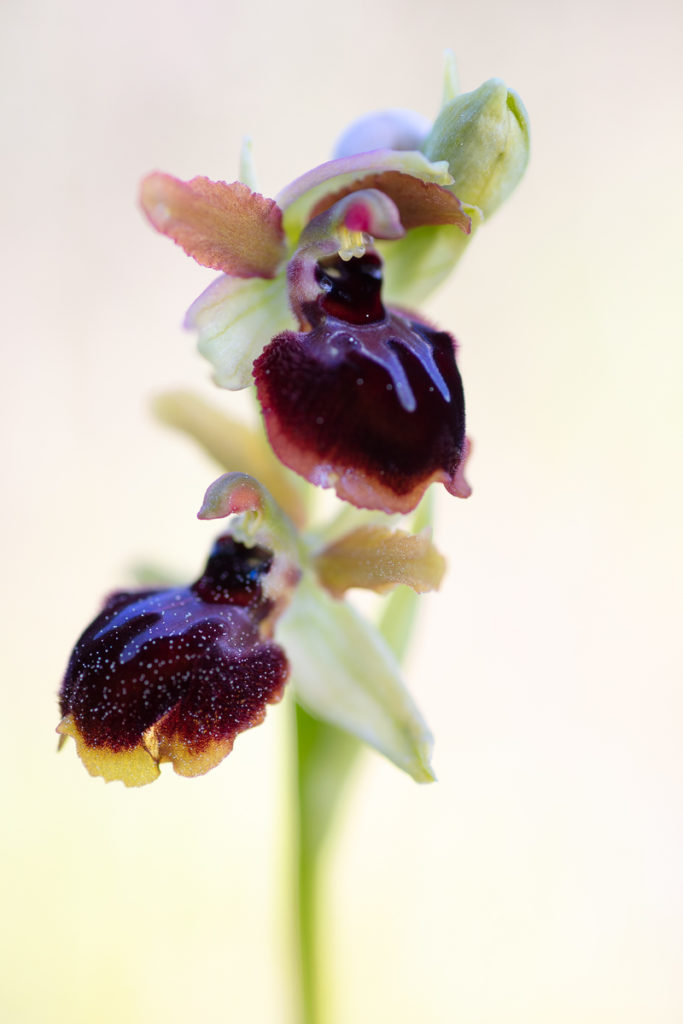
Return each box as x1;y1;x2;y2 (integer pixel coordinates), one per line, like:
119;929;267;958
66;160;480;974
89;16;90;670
141;152;472;512
140;61;528;514
140;147;469;388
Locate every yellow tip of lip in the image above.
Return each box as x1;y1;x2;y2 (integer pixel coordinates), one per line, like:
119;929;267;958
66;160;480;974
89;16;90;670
56;714;161;787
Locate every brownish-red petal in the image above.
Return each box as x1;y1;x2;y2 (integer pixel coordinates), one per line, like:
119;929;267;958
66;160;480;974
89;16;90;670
309;170;470;234
140;173;287;278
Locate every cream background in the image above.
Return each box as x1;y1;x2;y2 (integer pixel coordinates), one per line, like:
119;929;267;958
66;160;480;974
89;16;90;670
2;0;682;1021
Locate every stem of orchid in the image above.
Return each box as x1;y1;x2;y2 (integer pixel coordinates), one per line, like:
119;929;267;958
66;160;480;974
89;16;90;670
293;782;318;1024
293;702;360;1024
290;487;436;1023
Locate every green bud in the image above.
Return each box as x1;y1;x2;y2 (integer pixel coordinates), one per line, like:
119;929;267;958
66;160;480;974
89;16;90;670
422;77;530;219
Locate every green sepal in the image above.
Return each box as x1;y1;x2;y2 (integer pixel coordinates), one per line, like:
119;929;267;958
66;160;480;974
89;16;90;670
186;272;295;391
379;206;482;306
280;578;435;783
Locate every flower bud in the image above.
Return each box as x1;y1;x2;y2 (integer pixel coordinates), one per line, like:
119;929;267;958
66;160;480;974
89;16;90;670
333;108;432;159
422;78;529;218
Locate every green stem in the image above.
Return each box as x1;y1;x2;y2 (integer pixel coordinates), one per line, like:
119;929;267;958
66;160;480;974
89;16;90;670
295;799;318;1024
293;702;359;1024
291;490;436;1022
294;704;321;1024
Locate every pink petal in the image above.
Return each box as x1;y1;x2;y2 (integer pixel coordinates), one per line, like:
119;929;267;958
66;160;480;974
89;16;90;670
140;173;287;278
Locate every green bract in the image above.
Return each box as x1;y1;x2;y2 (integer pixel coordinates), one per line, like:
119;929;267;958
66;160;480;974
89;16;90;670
423;74;530;220
279;578;435;783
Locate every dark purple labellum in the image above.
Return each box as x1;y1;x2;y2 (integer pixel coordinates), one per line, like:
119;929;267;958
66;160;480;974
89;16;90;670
58;535;289;781
254;252;468;513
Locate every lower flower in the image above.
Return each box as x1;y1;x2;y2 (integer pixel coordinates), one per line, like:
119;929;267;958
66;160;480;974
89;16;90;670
58;535;291;786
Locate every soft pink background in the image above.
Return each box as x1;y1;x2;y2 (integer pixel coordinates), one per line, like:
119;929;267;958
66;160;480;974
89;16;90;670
2;0;682;1021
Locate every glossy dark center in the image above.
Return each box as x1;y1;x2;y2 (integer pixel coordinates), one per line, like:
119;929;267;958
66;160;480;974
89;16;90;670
315;252;385;325
192;536;273;606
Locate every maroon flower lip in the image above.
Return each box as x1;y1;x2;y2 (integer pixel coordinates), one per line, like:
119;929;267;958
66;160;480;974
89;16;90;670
253;253;470;514
58;536;290;785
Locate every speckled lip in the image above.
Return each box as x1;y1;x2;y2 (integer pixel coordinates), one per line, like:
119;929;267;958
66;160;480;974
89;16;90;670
58;536;291;785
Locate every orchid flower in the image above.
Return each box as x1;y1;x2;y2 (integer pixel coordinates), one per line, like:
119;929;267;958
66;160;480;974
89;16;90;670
141;151;472;513
139;62;528;514
59;468;445;786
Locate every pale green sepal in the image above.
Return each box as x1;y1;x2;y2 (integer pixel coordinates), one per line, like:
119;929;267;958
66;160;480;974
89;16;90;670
185;272;295;390
280;578;435;783
423;78;530;219
238;136;258;191
378;585;420;665
441;49;460;106
379;204;482;306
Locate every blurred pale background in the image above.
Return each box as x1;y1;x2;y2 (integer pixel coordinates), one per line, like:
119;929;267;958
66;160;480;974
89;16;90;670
2;0;682;1021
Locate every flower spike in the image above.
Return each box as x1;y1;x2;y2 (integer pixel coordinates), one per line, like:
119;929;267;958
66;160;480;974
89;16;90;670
60;54;530;794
